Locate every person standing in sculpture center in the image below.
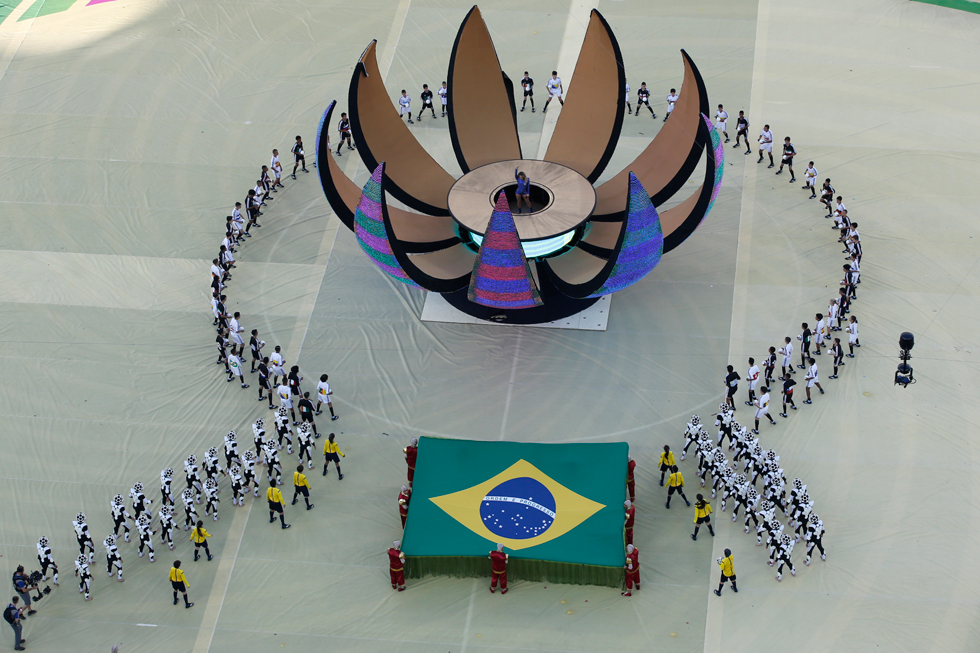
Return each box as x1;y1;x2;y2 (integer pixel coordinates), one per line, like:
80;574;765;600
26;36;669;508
543;71;563;113
757;124;774;168
418;84;436;121
520;72;535;112
398;90;413;124
515;169;531;214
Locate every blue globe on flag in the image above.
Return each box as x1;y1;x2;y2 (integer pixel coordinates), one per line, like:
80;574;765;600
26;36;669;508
480;477;557;539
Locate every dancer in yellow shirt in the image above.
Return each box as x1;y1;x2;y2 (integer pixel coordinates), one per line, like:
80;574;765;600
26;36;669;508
322;433;345;479
266;479;291;529
169;560;193;608
714;549;738;596
190;521;212;562
691;494;715;541
292;465;314;510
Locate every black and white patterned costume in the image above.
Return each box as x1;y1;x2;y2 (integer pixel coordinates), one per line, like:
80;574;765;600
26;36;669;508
263;438;283;485
160;467;175;506
229;465;245;506
775;534;796;580
274;407;293;453
804;514;826;564
715;405;734;447
130;482;153;522
204;447;224;480
184;455;202;503
181;488;198;531
37;536;58;585
103;535;123;581
74;555;92;600
252;419;266;463
158;505;176;549
719;470;741;512
224;431;241;469
110;494;131;541
241;450;260;496
136;514;155;562
681;414;703;460
73;512;95;562
297;423;314;468
204;477;220;521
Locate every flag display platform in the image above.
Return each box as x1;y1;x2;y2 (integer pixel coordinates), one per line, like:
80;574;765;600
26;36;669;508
402;437;628;588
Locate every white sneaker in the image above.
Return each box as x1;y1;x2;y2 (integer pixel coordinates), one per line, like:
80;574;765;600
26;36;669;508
791;569;796;576
821;553;826;560
139;551;143;558
776;574;782;581
805;558;811;566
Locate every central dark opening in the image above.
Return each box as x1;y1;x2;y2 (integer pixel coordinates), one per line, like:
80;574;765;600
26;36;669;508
492;183;552;214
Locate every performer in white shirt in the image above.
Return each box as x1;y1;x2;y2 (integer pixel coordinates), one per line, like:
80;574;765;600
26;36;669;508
543;71;563;113
802;358;824;404
778;337;794;378
752;387;777;434
803;162;818;198
757;124;774;168
438;81;448;117
664;88;679;122
744;357;760;407
714;104;729;142
398;90;413;124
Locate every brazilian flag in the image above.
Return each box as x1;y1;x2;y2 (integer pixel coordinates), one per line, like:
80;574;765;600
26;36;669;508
402;437;628;588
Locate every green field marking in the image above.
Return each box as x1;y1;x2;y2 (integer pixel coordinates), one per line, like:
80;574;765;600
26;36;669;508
0;0;26;25
910;0;980;15
18;0;76;21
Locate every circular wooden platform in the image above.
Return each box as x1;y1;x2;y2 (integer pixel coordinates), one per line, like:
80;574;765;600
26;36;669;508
447;159;597;241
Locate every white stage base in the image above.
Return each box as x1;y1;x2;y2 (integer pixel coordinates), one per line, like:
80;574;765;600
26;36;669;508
420;292;610;331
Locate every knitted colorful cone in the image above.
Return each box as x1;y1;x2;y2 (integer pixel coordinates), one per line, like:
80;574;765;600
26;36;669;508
468;194;543;308
588;172;663;297
702;113;725;221
354;163;420;287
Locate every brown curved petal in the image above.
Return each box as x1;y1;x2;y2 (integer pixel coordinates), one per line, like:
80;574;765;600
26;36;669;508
362;163;474;293
543;10;626;184
447;6;522;173
592;49;709;223
659;116;719;253
316;101;461;250
316;100;359;231
348;40;457;216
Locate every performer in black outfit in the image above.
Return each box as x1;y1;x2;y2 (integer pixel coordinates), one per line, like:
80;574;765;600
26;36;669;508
335;113;355;155
418;85;437;120
520;72;534;112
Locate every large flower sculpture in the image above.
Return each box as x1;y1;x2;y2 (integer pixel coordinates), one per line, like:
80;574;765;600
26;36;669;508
316;5;723;324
